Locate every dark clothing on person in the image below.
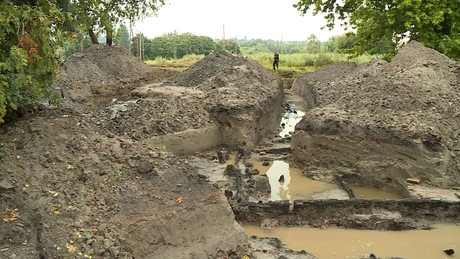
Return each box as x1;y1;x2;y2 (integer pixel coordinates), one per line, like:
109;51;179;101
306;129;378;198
273;52;279;70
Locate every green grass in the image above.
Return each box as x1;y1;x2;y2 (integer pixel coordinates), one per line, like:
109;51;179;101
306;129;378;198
145;54;205;66
145;52;373;75
246;52;373;70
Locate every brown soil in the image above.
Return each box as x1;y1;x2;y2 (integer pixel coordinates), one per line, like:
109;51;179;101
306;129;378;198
0;45;284;259
1;41;460;259
291;41;460;188
56;45;179;113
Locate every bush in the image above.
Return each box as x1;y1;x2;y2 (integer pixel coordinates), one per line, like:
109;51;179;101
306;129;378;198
0;1;68;122
314;54;335;68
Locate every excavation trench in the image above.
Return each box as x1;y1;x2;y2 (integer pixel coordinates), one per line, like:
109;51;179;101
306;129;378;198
5;42;460;259
193;94;460;259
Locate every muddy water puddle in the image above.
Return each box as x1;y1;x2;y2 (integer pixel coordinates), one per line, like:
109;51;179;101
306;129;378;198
249;159;400;201
353;186;401;199
253;160;336;200
243;224;460;259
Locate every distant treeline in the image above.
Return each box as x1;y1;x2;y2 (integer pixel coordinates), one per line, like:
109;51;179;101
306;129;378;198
62;25;391;60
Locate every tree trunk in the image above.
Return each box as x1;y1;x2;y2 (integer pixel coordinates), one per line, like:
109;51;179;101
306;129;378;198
106;28;113;46
88;28;98;44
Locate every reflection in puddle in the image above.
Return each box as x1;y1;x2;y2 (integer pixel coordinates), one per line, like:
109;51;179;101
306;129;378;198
279;108;305;137
262;160;336;201
250;160;400;201
243;224;460;259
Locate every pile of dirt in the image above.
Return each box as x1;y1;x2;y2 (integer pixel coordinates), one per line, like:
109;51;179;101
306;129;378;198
60;44;153;84
0;46;278;259
291;41;460;187
0;108;250;258
54;45;179;113
166;51;238;87
91;50;283;152
167;51;282;108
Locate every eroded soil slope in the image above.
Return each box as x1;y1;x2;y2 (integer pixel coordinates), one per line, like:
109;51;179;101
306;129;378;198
92;51;284;154
292;41;460;188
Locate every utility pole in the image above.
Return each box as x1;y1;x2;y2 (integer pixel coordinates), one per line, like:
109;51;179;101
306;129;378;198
138;33;141;60
222;24;226;51
279;36;283;54
129;25;133;54
141;34;144;60
173;30;177;59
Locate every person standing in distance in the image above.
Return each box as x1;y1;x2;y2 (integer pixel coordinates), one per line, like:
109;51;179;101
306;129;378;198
273;51;279;71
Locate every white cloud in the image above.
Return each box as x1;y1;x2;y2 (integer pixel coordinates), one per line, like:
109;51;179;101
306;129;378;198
133;0;347;42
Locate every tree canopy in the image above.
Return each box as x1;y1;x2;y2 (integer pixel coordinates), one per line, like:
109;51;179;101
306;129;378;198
0;0;70;122
73;0;165;45
294;0;460;60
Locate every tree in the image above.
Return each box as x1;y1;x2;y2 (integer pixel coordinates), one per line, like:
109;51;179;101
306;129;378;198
216;39;241;55
323;36;336;53
73;0;165;46
0;0;70;122
116;24;130;50
334;34;354;53
149;32;216;59
304;34;321;53
63;35;92;58
294;0;460;60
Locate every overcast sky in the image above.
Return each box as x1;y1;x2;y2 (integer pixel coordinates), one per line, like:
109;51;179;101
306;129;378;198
133;0;348;42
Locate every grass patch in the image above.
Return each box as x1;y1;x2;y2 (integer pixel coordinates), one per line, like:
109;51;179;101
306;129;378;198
145;52;374;73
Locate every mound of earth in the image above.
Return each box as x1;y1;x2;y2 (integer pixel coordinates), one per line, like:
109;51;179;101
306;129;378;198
54;45;179;113
0;107;251;259
92;50;284;155
0;46;292;259
291;41;460;189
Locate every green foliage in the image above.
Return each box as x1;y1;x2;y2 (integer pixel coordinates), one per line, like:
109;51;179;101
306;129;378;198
294;0;460;60
215;39;241;55
0;1;70;122
334;33;354;53
314;53;335;68
156;144;166;151
304;34;322;53
62;35;92;58
149;32;216;59
323;36;336;53
73;0;165;45
115;171;123;180
116;24;130;50
247;52;370;70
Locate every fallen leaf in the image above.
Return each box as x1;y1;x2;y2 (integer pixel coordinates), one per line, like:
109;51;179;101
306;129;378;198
3;207;19;222
17;161;26;169
176;196;183;205
48;190;59;197
90;227;98;235
66;242;76;253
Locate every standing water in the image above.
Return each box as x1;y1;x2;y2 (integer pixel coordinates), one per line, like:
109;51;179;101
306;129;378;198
249;159;401;201
243;224;460;259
